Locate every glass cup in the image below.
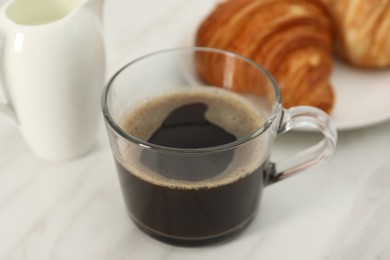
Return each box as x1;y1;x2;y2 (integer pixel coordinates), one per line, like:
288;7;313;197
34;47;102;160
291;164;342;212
101;47;337;245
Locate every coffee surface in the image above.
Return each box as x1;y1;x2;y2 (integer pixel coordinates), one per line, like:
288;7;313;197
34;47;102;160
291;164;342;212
120;88;264;146
119;88;267;188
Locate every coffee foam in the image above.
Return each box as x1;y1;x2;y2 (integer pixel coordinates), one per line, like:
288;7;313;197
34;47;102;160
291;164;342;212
118;88;270;189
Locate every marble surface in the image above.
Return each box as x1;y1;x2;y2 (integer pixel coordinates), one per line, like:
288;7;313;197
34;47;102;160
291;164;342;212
1;0;390;259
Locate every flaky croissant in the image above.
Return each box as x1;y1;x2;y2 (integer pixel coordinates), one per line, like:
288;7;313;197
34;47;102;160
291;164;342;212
327;0;390;68
195;0;335;113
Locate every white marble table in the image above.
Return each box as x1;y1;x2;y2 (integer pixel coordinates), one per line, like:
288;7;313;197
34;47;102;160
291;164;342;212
1;0;390;259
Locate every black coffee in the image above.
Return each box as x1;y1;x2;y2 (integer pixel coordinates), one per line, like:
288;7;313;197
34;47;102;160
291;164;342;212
115;160;265;245
116;88;267;244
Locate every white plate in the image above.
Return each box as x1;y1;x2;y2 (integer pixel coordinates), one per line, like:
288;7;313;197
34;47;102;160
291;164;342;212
331;59;390;131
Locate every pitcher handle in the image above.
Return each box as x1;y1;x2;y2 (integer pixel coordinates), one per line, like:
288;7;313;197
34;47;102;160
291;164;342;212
266;106;337;184
0;28;17;122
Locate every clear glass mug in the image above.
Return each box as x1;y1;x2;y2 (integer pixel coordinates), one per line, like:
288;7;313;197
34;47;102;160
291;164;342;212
101;47;337;245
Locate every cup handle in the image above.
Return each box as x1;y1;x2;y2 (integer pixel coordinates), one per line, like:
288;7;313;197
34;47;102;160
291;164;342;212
266;106;337;184
0;29;17;122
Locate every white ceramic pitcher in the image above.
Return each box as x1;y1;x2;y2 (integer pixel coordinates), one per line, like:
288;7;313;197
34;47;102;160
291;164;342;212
0;0;105;161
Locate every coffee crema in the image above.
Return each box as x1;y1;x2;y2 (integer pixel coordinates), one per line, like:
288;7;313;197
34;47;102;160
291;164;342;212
120;88;264;145
118;88;267;188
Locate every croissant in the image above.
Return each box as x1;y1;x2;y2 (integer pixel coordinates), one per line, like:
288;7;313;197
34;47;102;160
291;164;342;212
195;0;335;113
327;0;390;68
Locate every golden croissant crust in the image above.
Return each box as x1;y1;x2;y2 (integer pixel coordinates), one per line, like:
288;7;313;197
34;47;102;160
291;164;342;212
328;0;390;68
196;0;335;113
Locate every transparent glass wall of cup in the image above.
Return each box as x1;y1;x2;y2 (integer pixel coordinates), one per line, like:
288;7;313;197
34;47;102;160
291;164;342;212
102;47;337;245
